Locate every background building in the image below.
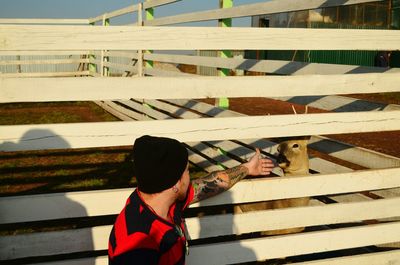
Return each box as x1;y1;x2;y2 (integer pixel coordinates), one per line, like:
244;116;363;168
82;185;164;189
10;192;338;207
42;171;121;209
249;0;400;67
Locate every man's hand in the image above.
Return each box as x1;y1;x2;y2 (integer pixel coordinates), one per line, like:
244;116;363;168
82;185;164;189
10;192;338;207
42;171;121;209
243;148;274;176
191;148;275;204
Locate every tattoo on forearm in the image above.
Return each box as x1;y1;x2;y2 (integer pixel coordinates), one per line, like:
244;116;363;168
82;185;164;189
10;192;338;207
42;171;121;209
192;166;248;203
223;166;249;186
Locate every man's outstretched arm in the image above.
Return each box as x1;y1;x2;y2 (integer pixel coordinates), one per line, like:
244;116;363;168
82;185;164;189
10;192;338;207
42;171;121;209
191;149;274;204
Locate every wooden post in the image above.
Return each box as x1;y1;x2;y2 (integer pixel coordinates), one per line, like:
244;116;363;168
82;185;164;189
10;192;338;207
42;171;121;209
216;0;233;109
102;15;110;77
88;22;97;75
145;1;154;69
137;3;143;77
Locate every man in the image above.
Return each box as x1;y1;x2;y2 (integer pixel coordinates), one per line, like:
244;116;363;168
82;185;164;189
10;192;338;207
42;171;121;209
108;135;274;265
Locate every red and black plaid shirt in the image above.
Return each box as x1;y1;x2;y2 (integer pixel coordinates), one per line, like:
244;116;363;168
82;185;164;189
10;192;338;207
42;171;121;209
108;185;194;265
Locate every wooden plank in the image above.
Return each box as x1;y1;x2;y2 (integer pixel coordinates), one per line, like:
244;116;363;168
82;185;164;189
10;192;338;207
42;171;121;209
1;109;399;150
104;51;138;59
32;256;108;265
0;50;89;56
187;222;400;264
29;250;400;265
0;71;90;78
2;198;400;259
87;0;186;26
1;110;399;151
187;198;400;239
146;0;384;26
190;167;400;207
2;74;400;103
1;167;399;224
2;26;400;51
290;250;400;265
145;53;400;75
309;136;400;169
94;101;142;121
143;0;182;9
89;4;140;23
0;59;89;66
144;67;195;76
0;18;89;24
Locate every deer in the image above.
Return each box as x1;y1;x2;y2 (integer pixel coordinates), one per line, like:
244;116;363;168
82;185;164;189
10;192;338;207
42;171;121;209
234;105;311;235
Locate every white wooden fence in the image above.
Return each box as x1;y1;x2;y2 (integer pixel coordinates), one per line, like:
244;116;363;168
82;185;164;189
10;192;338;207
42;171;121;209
1;0;400;264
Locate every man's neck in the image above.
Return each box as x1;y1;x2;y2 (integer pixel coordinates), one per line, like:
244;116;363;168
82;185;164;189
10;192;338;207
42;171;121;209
140;190;176;222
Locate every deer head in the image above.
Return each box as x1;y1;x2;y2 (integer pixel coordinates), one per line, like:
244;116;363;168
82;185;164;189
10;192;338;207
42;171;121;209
277;105;310;176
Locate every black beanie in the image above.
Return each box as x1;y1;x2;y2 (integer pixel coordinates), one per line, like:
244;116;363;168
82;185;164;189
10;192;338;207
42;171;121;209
133;135;188;194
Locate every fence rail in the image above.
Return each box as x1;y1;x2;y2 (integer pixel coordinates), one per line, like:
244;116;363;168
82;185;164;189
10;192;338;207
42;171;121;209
1;1;399;264
145;0;384;26
2;26;400;51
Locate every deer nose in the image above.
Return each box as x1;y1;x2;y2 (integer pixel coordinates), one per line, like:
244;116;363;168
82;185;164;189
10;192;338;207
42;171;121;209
277;153;289;164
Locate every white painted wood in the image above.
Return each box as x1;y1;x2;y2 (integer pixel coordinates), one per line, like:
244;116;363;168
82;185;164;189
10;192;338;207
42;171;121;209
309;135;400;169
143;0;181;9
0;19;89;24
0;59;89;66
144;67;195;76
2;74;400;103
88;0;179;23
1;110;399;151
146;0;384;25
145;53;400;75
0;50;88;56
290;250;400;265
29;250;400;265
117;99;171;120
190;167;400;207
2;198;400;259
0;71;90;78
187;222;400;264
89;5;139;23
93;101;142;121
2;26;400;51
187;197;400;239
1;167;399;224
104;51;138;59
32;256;108;265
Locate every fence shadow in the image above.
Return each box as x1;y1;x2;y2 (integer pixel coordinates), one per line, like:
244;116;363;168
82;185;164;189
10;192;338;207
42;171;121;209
0;129;95;264
194;190;258;264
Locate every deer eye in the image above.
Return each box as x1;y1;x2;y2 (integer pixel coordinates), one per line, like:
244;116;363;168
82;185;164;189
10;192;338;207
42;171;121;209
292;144;299;148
